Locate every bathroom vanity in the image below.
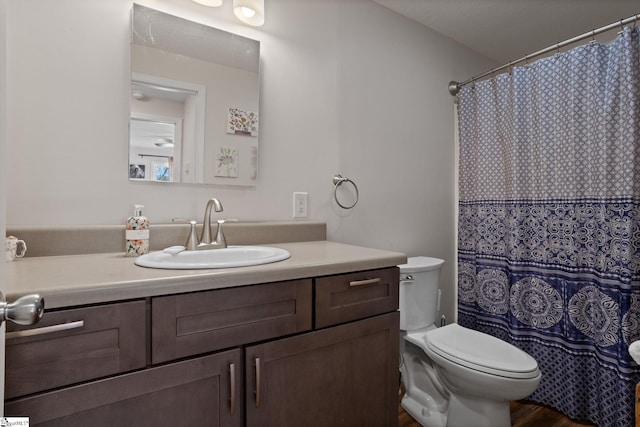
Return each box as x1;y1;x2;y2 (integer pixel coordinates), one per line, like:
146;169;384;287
3;224;405;427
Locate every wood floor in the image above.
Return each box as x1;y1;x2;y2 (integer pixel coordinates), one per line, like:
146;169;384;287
399;396;596;427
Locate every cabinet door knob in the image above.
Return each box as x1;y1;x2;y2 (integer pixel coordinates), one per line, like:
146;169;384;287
0;292;44;326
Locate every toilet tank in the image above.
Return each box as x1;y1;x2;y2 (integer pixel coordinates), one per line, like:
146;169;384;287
399;256;445;331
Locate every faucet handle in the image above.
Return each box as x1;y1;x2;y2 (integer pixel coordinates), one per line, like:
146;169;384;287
212;218;238;249
172;218;199;251
217;218;238;225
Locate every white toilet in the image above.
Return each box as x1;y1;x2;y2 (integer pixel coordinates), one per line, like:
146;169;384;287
399;256;541;427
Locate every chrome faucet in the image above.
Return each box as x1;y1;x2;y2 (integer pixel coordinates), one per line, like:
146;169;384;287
172;198;229;250
200;198;224;247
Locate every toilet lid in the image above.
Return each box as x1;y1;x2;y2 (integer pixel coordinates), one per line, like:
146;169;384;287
425;324;539;379
398;256;445;273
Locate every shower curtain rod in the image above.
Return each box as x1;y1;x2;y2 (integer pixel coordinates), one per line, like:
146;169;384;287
448;13;639;96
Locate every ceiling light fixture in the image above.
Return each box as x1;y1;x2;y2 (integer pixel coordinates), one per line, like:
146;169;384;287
233;0;264;26
155;138;175;148
131;91;146;101
193;0;223;7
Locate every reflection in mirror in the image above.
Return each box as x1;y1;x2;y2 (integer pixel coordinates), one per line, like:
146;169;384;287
130;74;204;183
129;117;179;182
131;5;260;185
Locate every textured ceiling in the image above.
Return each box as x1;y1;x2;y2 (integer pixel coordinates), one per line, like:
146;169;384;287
372;0;639;64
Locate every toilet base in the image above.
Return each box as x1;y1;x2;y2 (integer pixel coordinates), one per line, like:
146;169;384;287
401;393;446;427
445;394;511;427
402;392;511;427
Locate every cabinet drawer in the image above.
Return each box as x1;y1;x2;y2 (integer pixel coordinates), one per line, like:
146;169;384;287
5;300;147;399
152;279;312;364
315;267;399;328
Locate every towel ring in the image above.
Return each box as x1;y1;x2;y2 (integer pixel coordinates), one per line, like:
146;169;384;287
332;174;359;209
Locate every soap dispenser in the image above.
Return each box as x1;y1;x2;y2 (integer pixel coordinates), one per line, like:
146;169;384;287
125;204;149;257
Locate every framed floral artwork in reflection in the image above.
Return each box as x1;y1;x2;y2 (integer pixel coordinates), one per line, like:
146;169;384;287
227;107;258;136
215;147;239;178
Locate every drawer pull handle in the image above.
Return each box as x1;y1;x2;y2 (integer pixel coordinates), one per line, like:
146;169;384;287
255;357;262;408
349;278;381;287
229;363;236;415
6;320;84;340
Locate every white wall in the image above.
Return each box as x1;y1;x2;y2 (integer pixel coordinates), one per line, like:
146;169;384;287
4;0;495;321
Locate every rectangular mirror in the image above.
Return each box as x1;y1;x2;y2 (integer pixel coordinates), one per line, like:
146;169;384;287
130;5;260;185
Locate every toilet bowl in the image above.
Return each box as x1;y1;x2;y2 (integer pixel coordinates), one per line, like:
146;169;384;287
399;257;540;427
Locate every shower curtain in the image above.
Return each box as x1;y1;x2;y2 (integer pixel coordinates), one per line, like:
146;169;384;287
457;27;640;427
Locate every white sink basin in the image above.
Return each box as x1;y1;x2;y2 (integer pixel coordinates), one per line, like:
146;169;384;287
134;246;290;269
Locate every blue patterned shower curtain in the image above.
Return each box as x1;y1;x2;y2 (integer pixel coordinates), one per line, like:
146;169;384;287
457;27;640;427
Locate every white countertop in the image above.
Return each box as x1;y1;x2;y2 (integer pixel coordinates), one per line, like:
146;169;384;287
6;241;407;309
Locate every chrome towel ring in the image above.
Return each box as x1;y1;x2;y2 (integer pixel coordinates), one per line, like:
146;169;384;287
332;174;359;209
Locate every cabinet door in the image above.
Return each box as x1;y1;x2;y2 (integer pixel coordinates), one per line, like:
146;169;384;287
246;312;399;427
5;349;243;427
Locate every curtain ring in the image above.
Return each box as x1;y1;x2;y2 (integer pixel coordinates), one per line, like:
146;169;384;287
332;174;359;209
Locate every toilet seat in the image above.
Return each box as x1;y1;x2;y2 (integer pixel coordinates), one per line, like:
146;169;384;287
424;324;539;380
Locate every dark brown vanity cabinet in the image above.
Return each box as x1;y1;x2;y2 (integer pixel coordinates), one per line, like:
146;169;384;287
315;267;399;328
4;268;399;427
245;312;399;427
6;349;243;427
4;300;147;400
244;268;400;427
151;279;313;364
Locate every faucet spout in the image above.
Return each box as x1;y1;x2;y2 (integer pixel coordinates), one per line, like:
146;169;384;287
200;198;224;246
